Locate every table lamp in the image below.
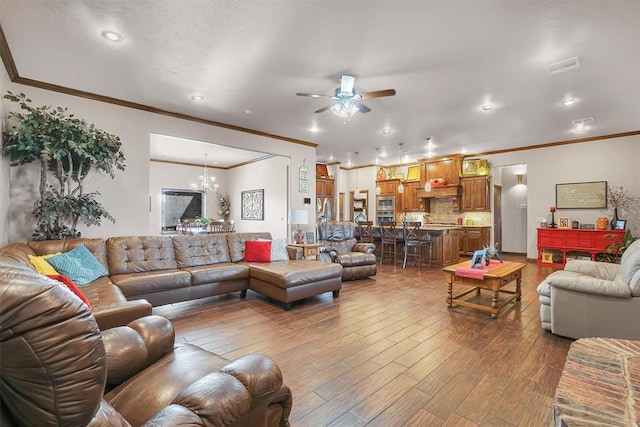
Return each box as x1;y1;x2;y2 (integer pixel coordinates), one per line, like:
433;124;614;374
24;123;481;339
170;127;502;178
289;210;309;244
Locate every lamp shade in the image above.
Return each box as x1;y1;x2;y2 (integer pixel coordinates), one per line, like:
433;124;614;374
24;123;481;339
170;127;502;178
289;209;309;225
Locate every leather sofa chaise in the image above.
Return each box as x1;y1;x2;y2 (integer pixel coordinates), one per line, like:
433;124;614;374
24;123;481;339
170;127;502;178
0;232;343;321
0;258;292;426
536;239;640;339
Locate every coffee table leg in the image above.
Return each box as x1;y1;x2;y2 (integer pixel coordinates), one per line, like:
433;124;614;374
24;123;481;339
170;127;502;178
491;290;499;319
447;281;453;308
516;277;522;302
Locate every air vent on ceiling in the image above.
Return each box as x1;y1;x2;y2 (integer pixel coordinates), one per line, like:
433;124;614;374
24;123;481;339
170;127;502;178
572;117;594;126
546;57;581;75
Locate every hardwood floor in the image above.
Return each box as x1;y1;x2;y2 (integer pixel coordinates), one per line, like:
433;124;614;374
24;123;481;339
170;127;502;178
153;255;572;426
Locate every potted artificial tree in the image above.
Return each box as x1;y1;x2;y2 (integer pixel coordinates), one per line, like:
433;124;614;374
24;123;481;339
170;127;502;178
2;91;126;240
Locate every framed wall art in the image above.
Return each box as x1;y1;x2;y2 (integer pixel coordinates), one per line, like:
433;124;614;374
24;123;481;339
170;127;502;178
241;189;264;220
555;181;607;209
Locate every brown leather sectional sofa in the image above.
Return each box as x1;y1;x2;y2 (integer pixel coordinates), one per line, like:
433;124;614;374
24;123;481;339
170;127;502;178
0;257;292;426
0;232;343;327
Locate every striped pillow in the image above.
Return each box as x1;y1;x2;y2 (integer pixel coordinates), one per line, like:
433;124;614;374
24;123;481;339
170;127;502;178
47;244;108;286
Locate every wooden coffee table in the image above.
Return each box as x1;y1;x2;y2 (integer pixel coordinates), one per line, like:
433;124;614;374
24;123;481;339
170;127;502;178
442;260;525;318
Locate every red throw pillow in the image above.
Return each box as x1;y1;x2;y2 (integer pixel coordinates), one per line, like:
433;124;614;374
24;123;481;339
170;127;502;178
244;240;271;262
47;274;92;307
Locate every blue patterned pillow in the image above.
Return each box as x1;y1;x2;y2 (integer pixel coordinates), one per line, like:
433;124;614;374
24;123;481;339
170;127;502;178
47;244;109;286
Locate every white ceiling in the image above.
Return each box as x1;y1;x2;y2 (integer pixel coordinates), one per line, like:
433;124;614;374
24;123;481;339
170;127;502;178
1;0;639;167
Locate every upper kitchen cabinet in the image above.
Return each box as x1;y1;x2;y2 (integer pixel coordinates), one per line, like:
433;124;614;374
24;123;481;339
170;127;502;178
316;177;335;198
419;155;462;188
402;181;423;212
377;178;401;196
461;176;490;211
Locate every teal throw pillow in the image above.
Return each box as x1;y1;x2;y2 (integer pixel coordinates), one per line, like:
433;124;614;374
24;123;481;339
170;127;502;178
47;244;109;286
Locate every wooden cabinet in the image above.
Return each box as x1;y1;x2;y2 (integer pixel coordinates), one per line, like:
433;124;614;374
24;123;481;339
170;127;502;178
376;179;403;212
427;228;460;267
461;176;490;211
316;178;334;198
377;179;400;196
401;181;422;212
537;228;626;267
459;226;490;255
419;155;462;188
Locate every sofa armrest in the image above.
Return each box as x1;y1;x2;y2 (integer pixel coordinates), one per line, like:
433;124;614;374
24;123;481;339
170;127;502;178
353;243;376;254
101;315;175;388
92;299;153;330
547;270;631;298
143;354;283;427
321;246;339;261
564;259;620;281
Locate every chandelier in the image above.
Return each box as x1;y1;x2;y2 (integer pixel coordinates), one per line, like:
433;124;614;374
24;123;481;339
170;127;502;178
191;153;219;192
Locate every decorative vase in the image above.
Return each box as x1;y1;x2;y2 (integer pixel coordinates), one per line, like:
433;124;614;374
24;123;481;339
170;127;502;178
377;168;387;181
596;217;609;230
610;208;619;230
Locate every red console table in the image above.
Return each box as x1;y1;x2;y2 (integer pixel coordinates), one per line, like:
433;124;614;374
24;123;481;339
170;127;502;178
537;228;625;267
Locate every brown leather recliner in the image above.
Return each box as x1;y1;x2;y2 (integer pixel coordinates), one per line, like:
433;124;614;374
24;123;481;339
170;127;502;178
317;221;377;281
0;256;292;426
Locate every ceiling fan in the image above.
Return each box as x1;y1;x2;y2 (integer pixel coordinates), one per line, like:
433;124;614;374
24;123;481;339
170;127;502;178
296;75;396;118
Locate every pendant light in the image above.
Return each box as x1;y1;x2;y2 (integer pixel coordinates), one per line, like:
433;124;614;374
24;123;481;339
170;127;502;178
191;153;219;192
424;137;432;192
397;143;404;194
375;148;381;195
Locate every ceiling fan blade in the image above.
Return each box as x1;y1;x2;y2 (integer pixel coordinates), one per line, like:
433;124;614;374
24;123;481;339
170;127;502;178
340;75;356;94
314;103;336;113
360;89;396;100
354;102;371;113
296;92;335;99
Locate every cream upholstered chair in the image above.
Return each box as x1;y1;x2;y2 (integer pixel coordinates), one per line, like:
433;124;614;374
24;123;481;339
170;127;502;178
536;239;640;339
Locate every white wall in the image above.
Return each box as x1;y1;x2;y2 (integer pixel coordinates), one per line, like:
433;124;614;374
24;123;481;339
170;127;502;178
228;155;290;239
3;74;315;242
487;135;640;259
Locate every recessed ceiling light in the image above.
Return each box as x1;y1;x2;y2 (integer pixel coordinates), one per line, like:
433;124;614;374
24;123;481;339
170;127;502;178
310;126;319;133
101;30;123;42
244;109;253;115
561;98;577;106
482;104;493;111
190;95;205;102
382;128;392;134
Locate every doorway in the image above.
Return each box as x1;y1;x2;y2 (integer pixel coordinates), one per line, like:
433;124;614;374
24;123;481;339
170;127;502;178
493;185;502;249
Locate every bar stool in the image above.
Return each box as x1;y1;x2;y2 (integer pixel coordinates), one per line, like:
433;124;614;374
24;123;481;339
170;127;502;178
380;221;398;265
403;221;432;270
358;221;374;244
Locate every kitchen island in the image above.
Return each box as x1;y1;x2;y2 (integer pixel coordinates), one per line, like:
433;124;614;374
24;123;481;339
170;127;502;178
422;225;461;267
363;224;461;267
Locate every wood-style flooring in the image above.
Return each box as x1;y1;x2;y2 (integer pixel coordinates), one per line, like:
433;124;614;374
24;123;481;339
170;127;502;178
154;255;572;426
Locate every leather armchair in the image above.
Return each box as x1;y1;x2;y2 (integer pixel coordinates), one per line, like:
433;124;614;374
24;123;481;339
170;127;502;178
536;239;640;339
317;221;377;280
0;256;292;426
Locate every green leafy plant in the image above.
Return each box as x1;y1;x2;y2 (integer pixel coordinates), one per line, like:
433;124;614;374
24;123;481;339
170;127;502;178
2;91;126;240
602;230;637;263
